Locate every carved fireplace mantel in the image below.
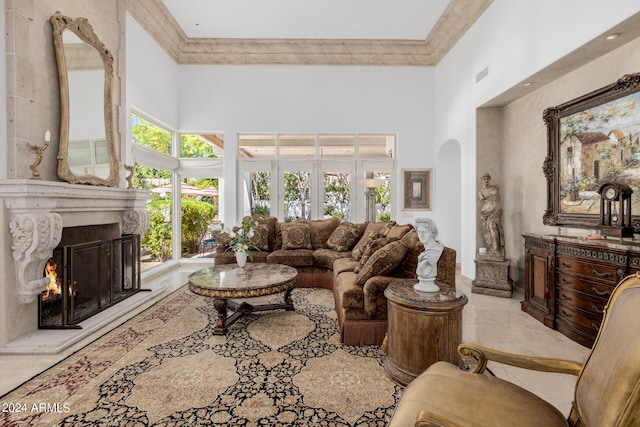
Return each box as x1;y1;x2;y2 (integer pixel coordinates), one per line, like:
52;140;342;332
0;180;150;304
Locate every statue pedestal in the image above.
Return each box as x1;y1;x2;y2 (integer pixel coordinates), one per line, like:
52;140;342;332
472;256;512;298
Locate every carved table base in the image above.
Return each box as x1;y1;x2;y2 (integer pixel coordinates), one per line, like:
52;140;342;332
188;263;298;336
213;288;294;335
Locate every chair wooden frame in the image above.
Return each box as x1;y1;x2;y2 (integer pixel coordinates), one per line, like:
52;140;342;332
391;272;640;427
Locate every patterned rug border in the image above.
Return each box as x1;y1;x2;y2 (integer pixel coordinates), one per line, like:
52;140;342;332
1;284;193;400
1;285;402;426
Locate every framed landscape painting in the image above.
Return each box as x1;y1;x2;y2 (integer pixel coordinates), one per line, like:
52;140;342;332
543;72;640;229
403;168;432;210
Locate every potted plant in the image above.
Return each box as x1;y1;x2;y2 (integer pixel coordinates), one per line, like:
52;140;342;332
225;219;259;267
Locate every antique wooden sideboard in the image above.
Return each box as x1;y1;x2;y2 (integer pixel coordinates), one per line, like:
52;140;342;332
522;233;640;347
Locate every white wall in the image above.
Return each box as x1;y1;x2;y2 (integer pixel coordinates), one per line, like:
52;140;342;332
177;65;436;228
435;140;462;253
125;13;179;138
436;0;640;279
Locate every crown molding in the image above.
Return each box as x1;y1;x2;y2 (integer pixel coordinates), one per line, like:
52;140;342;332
126;0;492;66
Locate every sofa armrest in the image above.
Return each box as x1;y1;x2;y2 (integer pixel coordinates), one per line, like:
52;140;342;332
363;276;417;318
458;342;583;376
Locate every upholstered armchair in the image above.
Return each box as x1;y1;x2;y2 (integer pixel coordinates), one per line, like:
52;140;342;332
388;272;640;426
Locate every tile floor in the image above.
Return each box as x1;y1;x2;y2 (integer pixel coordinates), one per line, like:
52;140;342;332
0;263;590;418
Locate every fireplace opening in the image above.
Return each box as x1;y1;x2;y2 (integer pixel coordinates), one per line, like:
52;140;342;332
38;233;142;329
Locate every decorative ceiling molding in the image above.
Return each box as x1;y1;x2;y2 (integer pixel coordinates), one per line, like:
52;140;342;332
126;0;493;66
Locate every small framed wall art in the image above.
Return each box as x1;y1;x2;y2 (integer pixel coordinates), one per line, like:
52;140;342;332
403;168;432;210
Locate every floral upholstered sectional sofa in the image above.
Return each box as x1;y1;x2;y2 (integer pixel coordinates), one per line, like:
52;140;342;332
211;217;456;346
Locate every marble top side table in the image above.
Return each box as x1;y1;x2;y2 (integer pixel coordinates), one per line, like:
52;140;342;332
384;282;468;386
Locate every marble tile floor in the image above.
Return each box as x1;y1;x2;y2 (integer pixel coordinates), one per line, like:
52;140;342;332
0;263;590;418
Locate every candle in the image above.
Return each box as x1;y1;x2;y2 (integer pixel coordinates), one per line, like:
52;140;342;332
44;130;51;142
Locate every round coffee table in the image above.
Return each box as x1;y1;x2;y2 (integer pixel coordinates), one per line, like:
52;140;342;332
188;263;298;335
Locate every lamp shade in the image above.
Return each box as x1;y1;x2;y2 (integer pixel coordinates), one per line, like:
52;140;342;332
359;178;385;188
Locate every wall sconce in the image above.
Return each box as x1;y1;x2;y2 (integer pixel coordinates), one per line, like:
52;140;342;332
360;178;385;222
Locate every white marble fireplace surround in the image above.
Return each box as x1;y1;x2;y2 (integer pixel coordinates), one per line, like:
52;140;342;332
0;180;156;353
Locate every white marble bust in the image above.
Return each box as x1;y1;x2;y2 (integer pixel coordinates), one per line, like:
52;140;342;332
414;217;444;293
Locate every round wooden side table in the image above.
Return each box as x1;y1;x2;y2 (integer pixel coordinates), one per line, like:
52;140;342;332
384;282;468;386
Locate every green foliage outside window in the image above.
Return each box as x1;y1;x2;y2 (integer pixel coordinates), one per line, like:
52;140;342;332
131;114;171;154
144;200;172;262
180;134;218;158
181;199;216;254
143;199;216;261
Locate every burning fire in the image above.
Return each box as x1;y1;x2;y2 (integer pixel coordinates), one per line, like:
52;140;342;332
42;261;62;301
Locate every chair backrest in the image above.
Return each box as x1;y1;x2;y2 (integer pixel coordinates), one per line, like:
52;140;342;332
574;272;640;426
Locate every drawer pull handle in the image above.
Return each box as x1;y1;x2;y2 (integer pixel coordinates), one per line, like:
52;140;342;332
592;287;611;297
592;305;604;314
592;269;612;278
560;310;572;318
561;261;573;268
560;293;572;301
592;322;600;332
560;277;572;285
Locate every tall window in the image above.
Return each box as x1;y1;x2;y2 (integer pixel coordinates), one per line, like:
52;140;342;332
181;133;223;158
131;111;224;270
131;113;172;155
242;171;271;217
324;171;351;221
138;169;173;270
283;170;311;221
238;133;395;222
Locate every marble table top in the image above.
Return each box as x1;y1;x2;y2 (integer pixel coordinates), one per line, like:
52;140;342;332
385;282;468;310
188;263;298;299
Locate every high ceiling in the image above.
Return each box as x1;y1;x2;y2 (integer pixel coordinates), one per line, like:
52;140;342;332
160;0;450;40
127;0;493;65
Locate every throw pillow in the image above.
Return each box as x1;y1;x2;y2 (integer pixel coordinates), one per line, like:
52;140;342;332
386;224;413;240
359;237;396;267
275;219;304;250
326;222;364;252
351;221;394;256
281;222;312;250
309;217;341;249
244;216;277;251
249;223;270;251
355;240;408;286
392;229;423;279
351;230;380;261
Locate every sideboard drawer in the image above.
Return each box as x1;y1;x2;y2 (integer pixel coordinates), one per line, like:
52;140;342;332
556;286;607;317
556;273;614;301
556;255;619;283
556;301;602;335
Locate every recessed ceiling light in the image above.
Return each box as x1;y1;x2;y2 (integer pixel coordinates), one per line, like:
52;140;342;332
523;82;532;87
606;33;620;40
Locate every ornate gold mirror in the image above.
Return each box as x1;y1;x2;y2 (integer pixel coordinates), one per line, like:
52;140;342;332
51;12;119;186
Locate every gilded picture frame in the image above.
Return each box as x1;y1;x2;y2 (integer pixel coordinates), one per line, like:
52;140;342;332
544;72;640;230
403;168;432;210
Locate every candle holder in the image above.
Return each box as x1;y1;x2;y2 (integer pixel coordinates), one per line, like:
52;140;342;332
27;136;50;180
124;162;138;189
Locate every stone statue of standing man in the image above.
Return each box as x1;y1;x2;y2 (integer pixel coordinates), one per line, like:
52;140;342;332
478;172;505;260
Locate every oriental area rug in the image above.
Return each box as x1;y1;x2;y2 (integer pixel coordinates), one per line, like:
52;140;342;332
1;286;402;426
